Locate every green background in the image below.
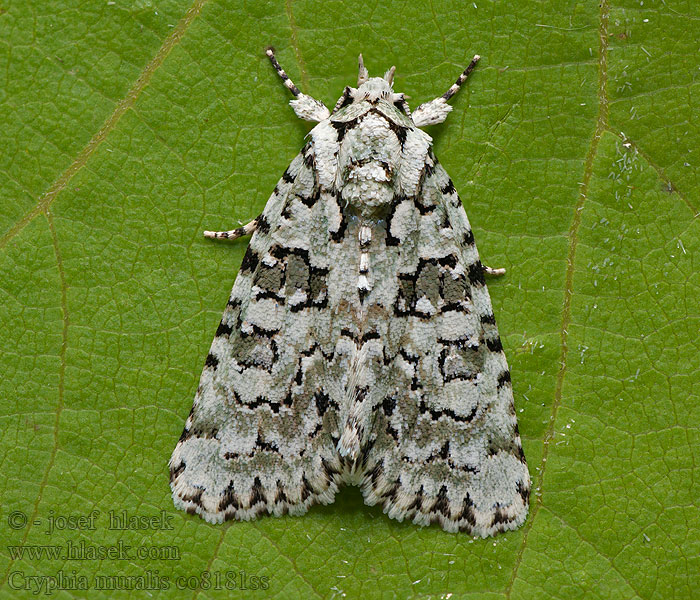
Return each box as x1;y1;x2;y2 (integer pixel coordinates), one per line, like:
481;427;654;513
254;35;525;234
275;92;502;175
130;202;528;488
1;0;698;598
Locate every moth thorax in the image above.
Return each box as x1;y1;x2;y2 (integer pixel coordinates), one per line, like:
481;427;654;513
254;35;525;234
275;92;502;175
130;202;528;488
339;114;399;218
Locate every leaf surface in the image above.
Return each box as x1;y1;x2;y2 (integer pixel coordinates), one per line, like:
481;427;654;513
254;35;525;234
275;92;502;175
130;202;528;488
1;1;698;598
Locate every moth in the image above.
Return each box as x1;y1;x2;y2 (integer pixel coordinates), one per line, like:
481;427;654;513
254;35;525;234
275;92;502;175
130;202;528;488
169;48;530;537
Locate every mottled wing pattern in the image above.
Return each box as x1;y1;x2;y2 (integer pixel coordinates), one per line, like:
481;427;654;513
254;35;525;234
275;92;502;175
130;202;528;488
361;150;530;537
170;146;352;522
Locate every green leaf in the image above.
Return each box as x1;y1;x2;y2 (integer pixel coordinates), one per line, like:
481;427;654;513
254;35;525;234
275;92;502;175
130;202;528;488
1;0;698;598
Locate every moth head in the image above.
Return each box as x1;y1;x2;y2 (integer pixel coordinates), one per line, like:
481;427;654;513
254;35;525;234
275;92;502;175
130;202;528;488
357;53;396;93
331;55;410;115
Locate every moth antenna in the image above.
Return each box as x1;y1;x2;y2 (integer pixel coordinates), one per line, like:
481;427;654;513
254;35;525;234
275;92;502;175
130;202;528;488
384;65;396;86
358;53;369;85
266;46;301;97
441;54;480;101
412;54;480;127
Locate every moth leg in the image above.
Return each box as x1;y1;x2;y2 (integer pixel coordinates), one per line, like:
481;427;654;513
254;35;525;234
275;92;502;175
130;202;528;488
483;264;506;277
412;54;480;127
203;217;258;241
266;47;330;122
